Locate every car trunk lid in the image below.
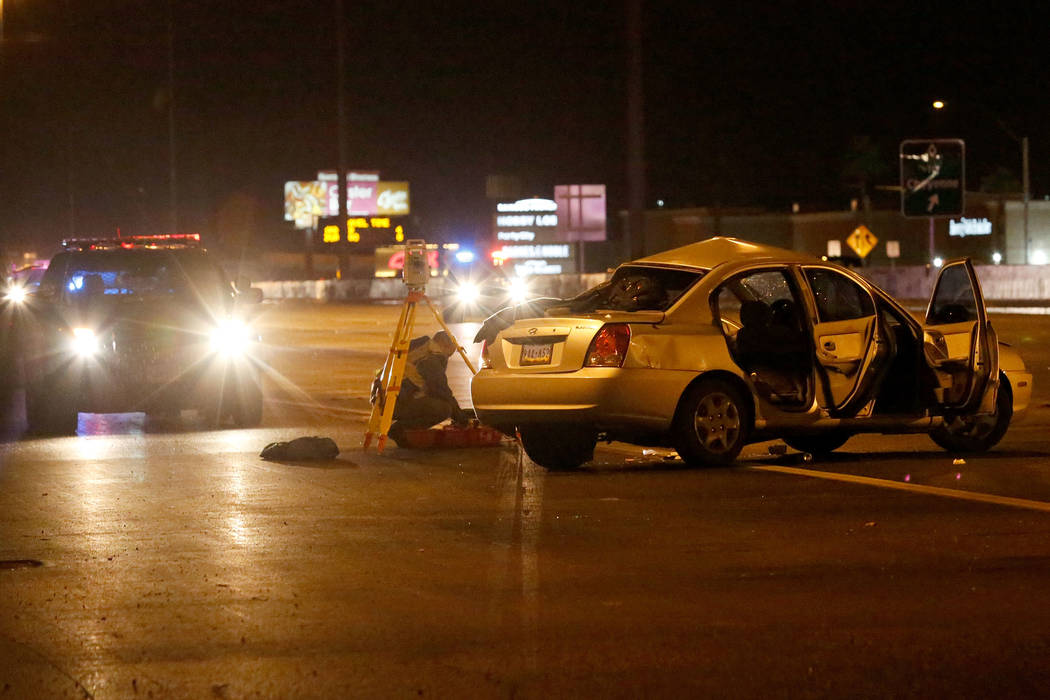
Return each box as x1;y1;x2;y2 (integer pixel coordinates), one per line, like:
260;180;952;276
492;311;663;372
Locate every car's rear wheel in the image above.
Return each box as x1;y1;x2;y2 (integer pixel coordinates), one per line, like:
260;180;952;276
25;380;78;436
930;378;1012;453
783;433;851;455
674;378;749;467
518;424;596;471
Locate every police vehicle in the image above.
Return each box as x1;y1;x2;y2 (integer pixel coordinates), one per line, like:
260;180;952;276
17;234;264;434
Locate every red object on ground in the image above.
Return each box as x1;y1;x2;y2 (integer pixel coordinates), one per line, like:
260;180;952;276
398;424;507;449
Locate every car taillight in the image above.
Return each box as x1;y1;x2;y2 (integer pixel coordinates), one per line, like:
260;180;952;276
479;339;492;369
584;323;631;367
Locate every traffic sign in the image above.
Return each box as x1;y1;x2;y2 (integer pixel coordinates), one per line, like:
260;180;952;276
886;240;900;259
847;225;878;259
900;139;965;218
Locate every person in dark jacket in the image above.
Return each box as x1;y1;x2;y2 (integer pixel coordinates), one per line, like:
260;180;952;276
387;331;472;446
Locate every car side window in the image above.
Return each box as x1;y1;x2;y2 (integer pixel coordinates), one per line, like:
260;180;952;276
926;263;977;324
804;268;874;322
715;269;802;339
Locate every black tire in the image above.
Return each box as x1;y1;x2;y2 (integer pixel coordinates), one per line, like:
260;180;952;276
783;433;851;455
673;378;750;467
228;377;264;428
930;377;1012;453
25;381;78;436
518;424;597;471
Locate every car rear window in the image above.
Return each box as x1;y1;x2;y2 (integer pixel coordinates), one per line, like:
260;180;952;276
570;265;705;313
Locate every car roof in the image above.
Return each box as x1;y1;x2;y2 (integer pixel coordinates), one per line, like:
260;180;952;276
633;236;819;270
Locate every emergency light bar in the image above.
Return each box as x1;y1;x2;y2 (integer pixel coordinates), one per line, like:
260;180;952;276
62;233;202;251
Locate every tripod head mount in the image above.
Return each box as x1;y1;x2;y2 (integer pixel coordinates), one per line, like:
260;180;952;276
402;239;430;291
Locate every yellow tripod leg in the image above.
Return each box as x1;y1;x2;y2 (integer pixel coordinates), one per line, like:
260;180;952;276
422;294;477;376
364;297;413;448
376;297;419;453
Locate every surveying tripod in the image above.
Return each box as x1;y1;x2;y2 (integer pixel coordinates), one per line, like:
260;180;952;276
363;244;477;453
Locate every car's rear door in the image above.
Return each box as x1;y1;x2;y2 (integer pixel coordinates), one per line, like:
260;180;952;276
802;266;889;416
922;259;998;412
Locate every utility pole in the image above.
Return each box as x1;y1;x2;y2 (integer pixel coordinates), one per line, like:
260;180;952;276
1022;136;1030;264
335;0;349;279
167;0;178;233
625;0;646;261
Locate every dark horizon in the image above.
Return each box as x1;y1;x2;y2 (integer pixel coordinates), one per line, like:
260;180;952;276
2;0;1049;257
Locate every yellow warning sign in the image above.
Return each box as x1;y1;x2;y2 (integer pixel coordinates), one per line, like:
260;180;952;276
846;225;878;259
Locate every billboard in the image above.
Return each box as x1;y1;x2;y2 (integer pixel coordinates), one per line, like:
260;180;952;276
376;182;411;216
313;172;410;217
554;184;607;241
283;181;328;227
491;197;576;275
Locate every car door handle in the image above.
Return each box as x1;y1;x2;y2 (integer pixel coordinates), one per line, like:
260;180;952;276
823;340;836;352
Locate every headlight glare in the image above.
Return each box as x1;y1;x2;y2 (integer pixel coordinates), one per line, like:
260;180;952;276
4;285;28;304
210;319;252;355
455;281;480;305
71;327;100;357
508;277;530;305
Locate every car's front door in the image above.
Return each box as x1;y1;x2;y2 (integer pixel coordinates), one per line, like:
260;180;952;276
923;259;998;412
802;267;889;416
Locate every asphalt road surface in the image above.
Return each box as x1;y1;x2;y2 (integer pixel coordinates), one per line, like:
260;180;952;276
2;302;1050;698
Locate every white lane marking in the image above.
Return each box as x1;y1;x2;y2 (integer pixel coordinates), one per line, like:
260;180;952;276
752;464;1050;513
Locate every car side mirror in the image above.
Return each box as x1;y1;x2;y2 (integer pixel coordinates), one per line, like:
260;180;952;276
238;287;263;304
233;276;263;304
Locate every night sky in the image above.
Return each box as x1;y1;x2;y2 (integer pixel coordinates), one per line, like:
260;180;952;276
2;0;1049;257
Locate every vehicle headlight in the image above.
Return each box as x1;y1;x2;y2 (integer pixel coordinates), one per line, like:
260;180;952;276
508;277;530;305
455;281;480;305
71;327;100;357
3;284;28;304
210;319;252;355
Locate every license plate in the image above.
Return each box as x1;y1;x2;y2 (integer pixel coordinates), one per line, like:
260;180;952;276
520;342;553;366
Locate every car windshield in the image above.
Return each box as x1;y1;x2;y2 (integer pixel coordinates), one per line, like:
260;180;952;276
568;265;705;313
49;250;230;306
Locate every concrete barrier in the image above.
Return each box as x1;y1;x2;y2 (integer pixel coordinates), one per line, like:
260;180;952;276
255;273;611;303
861;264;1050;302
255;265;1050;305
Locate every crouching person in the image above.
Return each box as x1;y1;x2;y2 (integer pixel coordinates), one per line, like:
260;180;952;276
388;331;472;447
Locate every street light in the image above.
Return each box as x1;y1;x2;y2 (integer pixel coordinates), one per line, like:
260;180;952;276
932;99;1031;264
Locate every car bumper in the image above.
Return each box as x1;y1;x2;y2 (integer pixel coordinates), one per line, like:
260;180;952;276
470;366;697;431
1005;369;1033;421
33;350;258;414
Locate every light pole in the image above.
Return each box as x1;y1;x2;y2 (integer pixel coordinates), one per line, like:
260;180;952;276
932;100;1030;263
167;0;178;233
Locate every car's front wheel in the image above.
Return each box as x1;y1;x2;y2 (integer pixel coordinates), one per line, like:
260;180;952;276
25;379;78;436
518;424;596;471
930;378;1012;453
228;377;264;428
673;378;750;467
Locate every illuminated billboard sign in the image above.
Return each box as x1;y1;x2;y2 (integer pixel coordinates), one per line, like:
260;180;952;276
283;181;328;227
494;198;558;243
554;184;607;242
949;217;992;237
376;182;411;215
492;197;577;275
314;172;410;217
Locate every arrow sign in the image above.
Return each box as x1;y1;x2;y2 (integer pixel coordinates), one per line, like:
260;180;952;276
900;139;965;218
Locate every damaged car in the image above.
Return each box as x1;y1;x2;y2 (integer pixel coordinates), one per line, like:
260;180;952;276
471;237;1032;469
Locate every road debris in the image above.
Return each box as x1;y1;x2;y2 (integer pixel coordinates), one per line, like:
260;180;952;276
260;436;340;461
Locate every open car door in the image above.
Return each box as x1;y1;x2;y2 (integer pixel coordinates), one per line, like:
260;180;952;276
923;259;998;413
803;267;890;417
